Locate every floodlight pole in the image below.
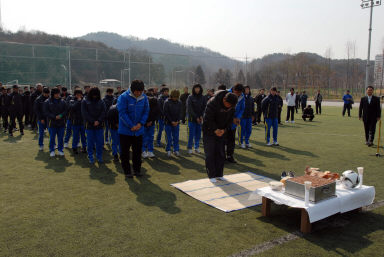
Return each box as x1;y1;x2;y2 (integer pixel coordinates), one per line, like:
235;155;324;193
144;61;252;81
361;0;381;89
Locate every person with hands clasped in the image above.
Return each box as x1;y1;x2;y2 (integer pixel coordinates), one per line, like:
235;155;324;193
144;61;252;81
203;90;238;183
164;90;182;157
187;84;205;154
43;87;68;157
117;80;149;178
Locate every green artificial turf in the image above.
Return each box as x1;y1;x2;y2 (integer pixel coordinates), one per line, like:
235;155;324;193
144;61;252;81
0;106;383;257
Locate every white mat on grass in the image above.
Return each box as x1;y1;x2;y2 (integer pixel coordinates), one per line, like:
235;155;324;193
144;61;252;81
171;172;276;212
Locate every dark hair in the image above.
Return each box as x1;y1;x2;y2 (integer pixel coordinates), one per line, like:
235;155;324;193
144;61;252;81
74;89;83;96
42;88;50;94
0;87;5;91
84;85;90;89
277;91;281;93
367;86;374;90
160;87;169;93
62;87;67;92
224;92;238;106
233;83;244;92
88;87;101;101
161;84;167;87
270;87;277;92
290;88;295;91
51;87;60;97
24;86;28;90
106;88;114;93
12;85;19;89
131;80;145;92
218;84;227;90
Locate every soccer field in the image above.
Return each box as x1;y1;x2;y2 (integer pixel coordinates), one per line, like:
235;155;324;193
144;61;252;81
1;106;383;257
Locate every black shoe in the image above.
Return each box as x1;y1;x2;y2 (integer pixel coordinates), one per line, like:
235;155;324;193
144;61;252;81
125;173;133;178
113;155;119;162
368;142;373;147
20;131;24;135
81;148;87;154
73;148;79;154
9;133;13;137
226;156;237;163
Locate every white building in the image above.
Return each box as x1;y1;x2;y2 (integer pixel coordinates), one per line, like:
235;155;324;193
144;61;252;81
374;54;384;88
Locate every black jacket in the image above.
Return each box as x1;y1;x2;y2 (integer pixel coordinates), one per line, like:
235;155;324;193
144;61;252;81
255;93;266;109
163;98;182;124
44;98;68;128
9;92;23;114
277;95;283;110
261;94;279;119
81;98;106;129
68;99;83;126
303;107;314;116
187;84;205;122
30;90;42;112
242;94;255;119
107;105;119;130
158;94;169;120
0;93;11;113
146;95;160;125
180;93;190;105
359;96;381;122
203;90;235;136
22;91;31;114
103;95;115;113
33;94;49;121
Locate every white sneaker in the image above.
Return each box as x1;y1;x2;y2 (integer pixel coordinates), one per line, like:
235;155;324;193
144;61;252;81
187;149;193;154
266;142;273;146
285;120;289;123
195;148;201;154
39;146;44;151
142;151;148;158
217;177;227;181
174;151;180;157
64;143;68;148
167;151;172;157
58;151;65;156
50;151;55;157
78;143;81;147
210;178;217;183
291;120;295;124
273;141;279;146
246;143;252;148
147;152;155;158
241;143;246;149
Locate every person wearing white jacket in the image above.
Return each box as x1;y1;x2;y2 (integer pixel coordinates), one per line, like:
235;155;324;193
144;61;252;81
286;88;296;123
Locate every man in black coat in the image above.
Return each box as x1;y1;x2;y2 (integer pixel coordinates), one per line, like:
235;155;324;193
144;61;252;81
34;87;50;150
0;86;10;133
179;87;190;124
102;88;115;144
22;86;31;127
254;88;266;124
8;85;24;136
359;86;381;147
30;84;43;130
203;90;238;183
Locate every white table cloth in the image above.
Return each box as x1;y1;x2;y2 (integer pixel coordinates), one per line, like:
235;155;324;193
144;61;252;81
249;185;375;223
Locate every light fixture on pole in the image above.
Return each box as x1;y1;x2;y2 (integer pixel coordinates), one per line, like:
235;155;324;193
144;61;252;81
361;0;382;89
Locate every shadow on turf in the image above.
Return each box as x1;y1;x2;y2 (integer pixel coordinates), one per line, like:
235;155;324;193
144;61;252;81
88;162;117;185
3;134;23;143
256;205;384;255
251;141;317;157
35;151;73;173
125;172;181;214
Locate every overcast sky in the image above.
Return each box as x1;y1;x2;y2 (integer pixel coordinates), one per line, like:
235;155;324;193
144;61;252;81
1;0;384;60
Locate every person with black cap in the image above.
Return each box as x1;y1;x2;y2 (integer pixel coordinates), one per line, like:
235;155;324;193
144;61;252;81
82;87;106;164
187;84;205;154
203;90;238;183
69;89;87;154
117;80;149;177
103;88;115;145
0;86;10;133
156;87;169;147
8;85;24;136
34;87;50;150
44;87;68;157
